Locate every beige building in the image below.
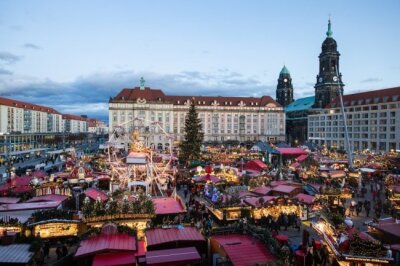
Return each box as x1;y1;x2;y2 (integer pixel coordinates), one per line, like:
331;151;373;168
308;87;400;153
0;97;62;134
109;85;285;149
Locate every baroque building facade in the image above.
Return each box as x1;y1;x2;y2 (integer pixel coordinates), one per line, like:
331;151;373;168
109;83;285;149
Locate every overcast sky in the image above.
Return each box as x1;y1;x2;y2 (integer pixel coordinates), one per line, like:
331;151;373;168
0;0;399;122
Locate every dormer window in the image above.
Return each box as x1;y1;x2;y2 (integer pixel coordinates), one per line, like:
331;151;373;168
203;101;205;104
177;101;180;104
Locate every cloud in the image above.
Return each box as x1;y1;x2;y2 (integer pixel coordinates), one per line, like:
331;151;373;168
360;78;382;83
0;68;12;75
23;43;41;50
0;52;22;64
0;69;279;122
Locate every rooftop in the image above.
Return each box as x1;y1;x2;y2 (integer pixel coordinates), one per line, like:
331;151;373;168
111;87;281;107
0;96;60;114
211;234;275;266
285;96;315;113
327;87;400;108
146;227;205;247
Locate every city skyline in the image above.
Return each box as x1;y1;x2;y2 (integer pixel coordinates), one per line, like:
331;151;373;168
1;0;399;122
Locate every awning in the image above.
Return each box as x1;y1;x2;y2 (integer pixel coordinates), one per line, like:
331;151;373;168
276;148;307;156
295;193;315;204
84;188;108;202
93;252;135;266
296;154;308;162
146;247;201;266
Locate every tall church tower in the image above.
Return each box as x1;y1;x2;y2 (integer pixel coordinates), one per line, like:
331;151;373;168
314;19;344;108
276;65;294;107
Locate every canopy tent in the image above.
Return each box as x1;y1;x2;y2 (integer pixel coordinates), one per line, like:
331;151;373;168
276;148;307;156
244;159;268;172
296;154;308;162
295;193;315;204
146;247;201;266
93;253;135;266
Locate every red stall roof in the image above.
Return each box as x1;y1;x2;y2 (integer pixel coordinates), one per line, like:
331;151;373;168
84;188;108;202
272;185;297;194
212;235;275;266
276;148;307;156
244;196;276;207
244;159;268;172
251;187;272;196
270;180;289;187
146;227;205;247
93;252;135;266
153;197;186;215
75;234;136;258
146;247;201;266
295;193;315;204
0;201;62;212
26;194;68;203
0;197;20;204
296;154;308;162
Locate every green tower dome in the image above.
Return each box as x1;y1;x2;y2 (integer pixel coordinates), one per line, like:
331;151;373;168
280;65;290;75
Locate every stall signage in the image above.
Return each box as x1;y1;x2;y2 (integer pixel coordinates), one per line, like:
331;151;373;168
344;256;391;264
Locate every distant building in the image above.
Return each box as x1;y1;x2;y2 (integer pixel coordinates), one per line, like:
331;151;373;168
88;119;108;134
109;82;285;149
308;87;400;152
0;97;62;134
62;114;88;133
0;98;99;154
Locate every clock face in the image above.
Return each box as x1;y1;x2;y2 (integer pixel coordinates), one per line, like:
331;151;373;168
319;77;323;83
333;76;338;82
283;78;288;83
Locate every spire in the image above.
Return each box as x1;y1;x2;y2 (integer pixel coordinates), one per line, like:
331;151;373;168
326;18;333;38
139;77;145;90
280;65;290;75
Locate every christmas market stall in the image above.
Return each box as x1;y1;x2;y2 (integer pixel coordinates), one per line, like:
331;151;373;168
145;227;206;256
312;212;394;265
210;234;276;266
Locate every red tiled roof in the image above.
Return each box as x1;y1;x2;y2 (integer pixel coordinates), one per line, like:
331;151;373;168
211;234;276;266
84;188;108;202
146;227;205;247
146;247;201;266
111;87;281;107
326;87;400;108
152;197;186;215
0;97;60;114
92;252;135;266
62;114;87;121
75;234;136;258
